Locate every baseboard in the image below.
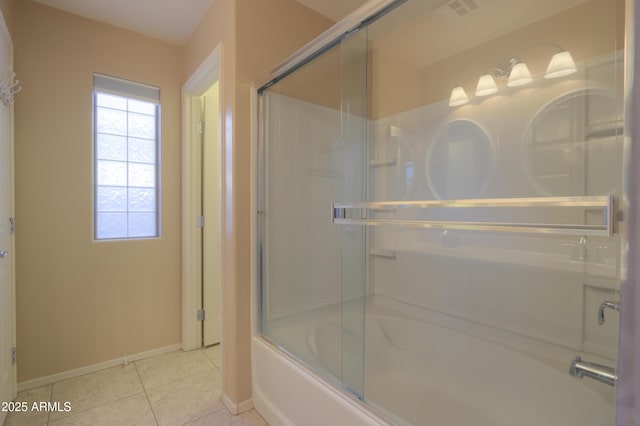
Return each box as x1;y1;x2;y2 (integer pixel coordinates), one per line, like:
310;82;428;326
222;393;253;415
17;343;182;392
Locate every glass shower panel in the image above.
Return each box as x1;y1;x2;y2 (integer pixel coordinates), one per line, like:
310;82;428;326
339;29;368;397
259;32;368;395
361;0;623;425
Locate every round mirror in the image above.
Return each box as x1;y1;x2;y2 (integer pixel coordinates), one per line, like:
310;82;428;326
523;89;620;196
426;119;494;199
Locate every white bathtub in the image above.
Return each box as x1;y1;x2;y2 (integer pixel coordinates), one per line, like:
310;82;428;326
253;299;615;426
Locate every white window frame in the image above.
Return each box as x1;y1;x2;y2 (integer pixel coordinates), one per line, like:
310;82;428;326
93;73;161;241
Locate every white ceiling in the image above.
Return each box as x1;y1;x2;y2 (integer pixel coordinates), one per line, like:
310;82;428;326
33;0;215;45
32;0;362;46
294;0;368;22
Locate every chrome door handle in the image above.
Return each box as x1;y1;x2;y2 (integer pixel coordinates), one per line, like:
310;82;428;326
598;300;620;325
0;251;8;258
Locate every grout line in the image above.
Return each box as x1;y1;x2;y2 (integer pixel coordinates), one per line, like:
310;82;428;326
183;412;210;426
201;348;217;369
202;345;222;370
45;365;146;423
136;350;219;392
134;362;160;426
42;350;222;426
181;399;228;426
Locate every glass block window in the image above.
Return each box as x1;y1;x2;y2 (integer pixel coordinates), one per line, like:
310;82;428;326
93;74;160;240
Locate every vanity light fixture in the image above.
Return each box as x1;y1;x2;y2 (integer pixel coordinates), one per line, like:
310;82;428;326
449;47;578;108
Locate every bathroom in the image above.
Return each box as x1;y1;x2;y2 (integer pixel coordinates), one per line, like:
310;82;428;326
0;0;637;425
253;0;633;424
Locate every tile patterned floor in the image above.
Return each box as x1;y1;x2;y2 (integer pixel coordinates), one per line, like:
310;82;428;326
3;346;268;426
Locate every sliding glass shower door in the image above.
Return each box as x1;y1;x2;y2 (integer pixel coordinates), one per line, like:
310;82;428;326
360;1;623;424
259;0;625;424
259;30;368;396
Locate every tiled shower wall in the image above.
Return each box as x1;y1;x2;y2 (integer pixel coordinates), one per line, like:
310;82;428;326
264;50;622;361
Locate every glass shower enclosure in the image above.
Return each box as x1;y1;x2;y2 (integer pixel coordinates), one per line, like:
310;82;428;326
258;0;626;424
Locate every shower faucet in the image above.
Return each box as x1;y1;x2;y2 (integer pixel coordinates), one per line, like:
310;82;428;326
598;300;620;326
569;356;617;386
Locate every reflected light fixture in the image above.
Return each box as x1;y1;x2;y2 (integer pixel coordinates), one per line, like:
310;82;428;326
544;51;578;79
507;62;533;87
448;47;577;108
475;74;498;97
449;86;470;107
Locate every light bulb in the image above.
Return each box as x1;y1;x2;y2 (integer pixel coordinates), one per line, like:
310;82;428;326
507;62;533;87
545;51;578;79
449;86;469;107
475;74;498;97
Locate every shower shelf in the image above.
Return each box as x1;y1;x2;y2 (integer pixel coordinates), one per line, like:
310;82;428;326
369;157;397;167
331;195;616;237
586;120;623;140
369;248;397;258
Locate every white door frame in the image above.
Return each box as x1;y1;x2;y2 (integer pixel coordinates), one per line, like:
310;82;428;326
0;6;16;416
182;44;222;350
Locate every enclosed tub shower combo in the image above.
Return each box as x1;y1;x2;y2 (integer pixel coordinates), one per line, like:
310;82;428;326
253;0;630;424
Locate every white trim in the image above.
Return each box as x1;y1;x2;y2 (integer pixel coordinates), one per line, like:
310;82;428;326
182;44;222;351
183;48;221;93
250;87;258;337
17;344;181;392
222;393;254;415
181;77;201;351
252;338;389;426
0;5;16;406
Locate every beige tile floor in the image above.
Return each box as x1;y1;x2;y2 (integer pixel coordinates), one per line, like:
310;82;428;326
3;346;268;426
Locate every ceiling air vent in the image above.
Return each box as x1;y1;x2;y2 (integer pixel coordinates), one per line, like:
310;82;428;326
436;0;483;20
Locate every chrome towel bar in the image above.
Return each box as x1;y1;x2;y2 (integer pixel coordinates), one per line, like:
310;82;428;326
331;195;616;237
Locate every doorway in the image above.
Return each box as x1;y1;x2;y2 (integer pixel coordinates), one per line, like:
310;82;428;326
200;82;222;347
182;46;222;350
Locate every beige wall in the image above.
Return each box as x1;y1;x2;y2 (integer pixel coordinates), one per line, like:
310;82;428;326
184;0;332;405
233;0;332;402
184;0;235;81
235;0;333;83
369;49;420;120
13;1;183;382
269;46;342;110
10;0;331;400
184;0;240;405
